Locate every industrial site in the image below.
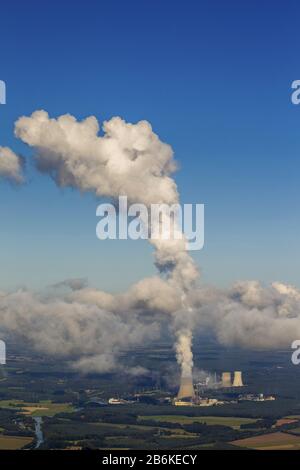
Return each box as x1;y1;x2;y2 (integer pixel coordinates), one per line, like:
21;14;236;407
0;341;298;450
105;370;275;408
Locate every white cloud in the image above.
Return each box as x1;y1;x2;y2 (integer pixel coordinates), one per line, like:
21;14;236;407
0;146;24;183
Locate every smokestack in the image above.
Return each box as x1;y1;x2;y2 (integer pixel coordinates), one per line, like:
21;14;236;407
221;372;232;388
177;376;195;399
232;371;243;387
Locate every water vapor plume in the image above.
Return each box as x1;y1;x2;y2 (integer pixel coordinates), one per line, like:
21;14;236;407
14;110;199;375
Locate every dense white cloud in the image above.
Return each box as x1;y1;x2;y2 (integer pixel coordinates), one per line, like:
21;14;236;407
1;279;300;374
14;111;198;289
15;111;177;205
192;281;300;349
0;146;23;183
0;288;160;373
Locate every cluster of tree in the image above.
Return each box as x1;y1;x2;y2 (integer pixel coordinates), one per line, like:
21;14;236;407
240;418;276;429
0;408;35;437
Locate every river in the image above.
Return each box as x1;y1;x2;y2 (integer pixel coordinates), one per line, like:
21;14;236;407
33;416;44;449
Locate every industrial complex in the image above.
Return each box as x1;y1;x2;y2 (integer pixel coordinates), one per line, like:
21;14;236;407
104;370;275;408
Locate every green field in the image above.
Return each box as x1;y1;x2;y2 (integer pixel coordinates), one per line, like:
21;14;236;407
0;435;33;450
138;415;257;429
95;422;195;436
0;399;75;417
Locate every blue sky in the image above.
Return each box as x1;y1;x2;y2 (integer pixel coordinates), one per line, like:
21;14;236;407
0;0;299;291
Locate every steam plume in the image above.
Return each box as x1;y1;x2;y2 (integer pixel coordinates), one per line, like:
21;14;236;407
14;110;198;376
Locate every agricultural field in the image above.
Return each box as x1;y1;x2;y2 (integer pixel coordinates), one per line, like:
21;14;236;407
231;432;300;450
138;415;257;429
285;427;300;435
95;422;196;436
44;420;195;439
0;435;33;450
273;418;299;427
42;417;217;449
0;400;75;416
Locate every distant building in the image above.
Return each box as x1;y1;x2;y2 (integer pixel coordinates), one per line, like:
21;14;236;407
174;400;195;407
198;398;219;407
238;393;275;402
108;398;125;405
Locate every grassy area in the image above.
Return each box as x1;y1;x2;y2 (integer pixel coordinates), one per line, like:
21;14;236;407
0;399;75;417
95;422;195;436
231;432;300;450
183;443;215;449
138;415;257;429
106;437;152;447
0;435;33;450
104;435;204;450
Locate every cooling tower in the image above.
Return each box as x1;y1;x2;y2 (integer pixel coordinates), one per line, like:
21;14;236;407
221;372;232;388
232;371;243;387
177;376;195;399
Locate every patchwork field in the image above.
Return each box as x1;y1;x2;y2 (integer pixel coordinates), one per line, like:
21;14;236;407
0;435;33;450
285;427;300;435
231;432;300;450
47;420;197;438
138;415;257;429
0;399;75;416
274;418;298;427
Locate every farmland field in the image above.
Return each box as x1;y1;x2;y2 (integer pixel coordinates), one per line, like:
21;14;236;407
231;432;300;450
138;415;257;429
96;422;195;436
0;399;75;416
274;418;298;427
0;435;33;450
286;427;300;435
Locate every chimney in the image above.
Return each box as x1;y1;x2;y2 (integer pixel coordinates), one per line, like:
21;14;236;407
221;372;232;388
232;371;243;387
177;376;195;399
